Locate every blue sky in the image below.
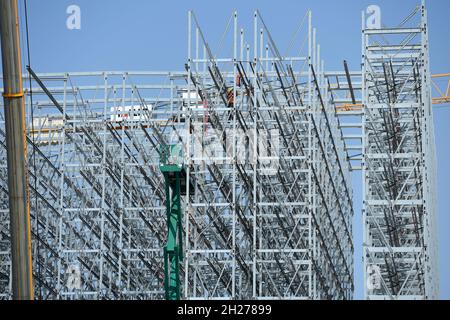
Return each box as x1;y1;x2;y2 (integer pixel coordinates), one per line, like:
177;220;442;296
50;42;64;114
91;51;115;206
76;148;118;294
10;0;450;299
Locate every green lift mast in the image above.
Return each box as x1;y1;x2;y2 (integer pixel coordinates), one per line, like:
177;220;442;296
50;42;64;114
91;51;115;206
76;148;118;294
159;144;192;300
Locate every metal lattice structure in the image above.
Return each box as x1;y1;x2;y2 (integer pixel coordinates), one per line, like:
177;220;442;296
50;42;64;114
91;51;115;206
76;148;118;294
183;11;353;300
1;70;189;299
0;3;440;300
362;3;439;299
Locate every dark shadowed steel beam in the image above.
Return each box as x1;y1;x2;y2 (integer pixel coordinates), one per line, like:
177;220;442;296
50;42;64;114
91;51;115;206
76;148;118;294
343;60;356;105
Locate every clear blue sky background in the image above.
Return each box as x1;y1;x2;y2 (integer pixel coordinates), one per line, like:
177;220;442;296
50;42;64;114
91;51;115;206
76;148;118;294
10;0;450;299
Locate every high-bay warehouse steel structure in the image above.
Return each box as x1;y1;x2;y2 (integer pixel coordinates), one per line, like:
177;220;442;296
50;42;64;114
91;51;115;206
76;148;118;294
362;5;439;299
0;1;443;299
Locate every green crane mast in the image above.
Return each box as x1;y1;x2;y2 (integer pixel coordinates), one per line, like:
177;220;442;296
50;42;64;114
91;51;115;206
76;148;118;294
159;144;192;300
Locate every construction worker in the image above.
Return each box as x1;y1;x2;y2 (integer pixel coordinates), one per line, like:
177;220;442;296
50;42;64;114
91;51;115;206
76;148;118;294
226;74;242;107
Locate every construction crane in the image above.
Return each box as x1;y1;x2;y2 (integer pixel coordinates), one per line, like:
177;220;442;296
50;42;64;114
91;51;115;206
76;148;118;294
335;72;450;113
431;73;450;105
159;144;193;300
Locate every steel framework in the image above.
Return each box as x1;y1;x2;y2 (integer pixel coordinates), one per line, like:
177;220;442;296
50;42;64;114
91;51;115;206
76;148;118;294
0;3;439;300
362;3;439;299
183;11;353;300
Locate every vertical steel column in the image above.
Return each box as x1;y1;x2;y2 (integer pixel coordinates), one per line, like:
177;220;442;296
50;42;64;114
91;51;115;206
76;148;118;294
361;9;368;301
252;11;258;298
420;0;439;298
183;10;192;299
117;74;126;296
56;76;68;298
231;10;237;299
307;10;314;299
0;0;34;300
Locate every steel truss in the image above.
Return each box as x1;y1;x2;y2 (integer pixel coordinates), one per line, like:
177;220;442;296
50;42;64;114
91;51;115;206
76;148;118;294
362;3;439;299
0;3;439;300
1;70;190;299
182;11;353;300
0;10;354;300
